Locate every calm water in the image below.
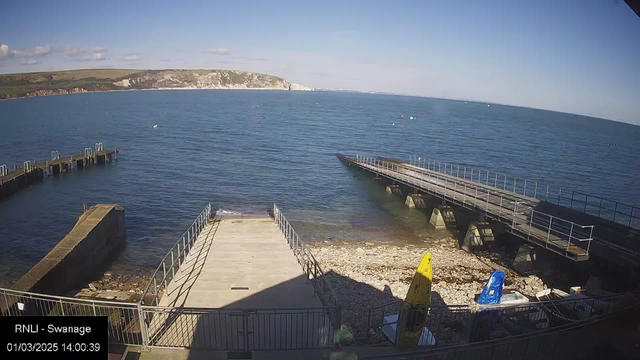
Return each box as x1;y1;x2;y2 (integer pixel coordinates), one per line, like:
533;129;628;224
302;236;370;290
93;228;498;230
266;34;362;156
1;90;639;286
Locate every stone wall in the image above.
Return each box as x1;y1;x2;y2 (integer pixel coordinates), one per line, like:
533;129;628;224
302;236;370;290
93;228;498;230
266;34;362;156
11;204;126;295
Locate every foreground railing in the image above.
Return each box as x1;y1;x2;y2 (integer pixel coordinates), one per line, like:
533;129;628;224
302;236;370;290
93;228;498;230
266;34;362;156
406;155;640;229
351;155;594;260
0;287;145;346
142;305;337;350
363;295;639;360
140;203;212;306
366;292;633;349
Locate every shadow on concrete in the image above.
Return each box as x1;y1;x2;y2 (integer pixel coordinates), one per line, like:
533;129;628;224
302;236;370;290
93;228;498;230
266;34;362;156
150;257;462;358
162;219;221;307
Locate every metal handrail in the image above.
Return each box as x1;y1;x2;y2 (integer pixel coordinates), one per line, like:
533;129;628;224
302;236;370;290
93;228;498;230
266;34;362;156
140;203;212;306
406;154;639;229
363;301;639;359
272;203;340;308
352;155;594;259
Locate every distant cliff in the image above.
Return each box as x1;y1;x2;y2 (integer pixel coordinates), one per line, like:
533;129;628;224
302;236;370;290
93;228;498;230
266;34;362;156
0;69;312;99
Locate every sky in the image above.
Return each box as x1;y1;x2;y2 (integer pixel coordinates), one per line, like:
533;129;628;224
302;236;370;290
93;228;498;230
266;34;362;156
1;0;639;124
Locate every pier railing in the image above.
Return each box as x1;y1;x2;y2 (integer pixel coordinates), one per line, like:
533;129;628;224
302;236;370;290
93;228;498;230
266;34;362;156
140;203;212;306
407;155;639;229
352;155;594;260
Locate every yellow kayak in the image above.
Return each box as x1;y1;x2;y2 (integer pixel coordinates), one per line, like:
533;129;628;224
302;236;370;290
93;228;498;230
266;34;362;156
399;252;432;346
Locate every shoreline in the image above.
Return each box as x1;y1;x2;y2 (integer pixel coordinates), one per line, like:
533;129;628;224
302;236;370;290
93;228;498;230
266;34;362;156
0;86;314;102
308;237;550;343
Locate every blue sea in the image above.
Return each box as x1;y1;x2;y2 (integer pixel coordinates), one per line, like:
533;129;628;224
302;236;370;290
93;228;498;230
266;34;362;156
1;90;639;286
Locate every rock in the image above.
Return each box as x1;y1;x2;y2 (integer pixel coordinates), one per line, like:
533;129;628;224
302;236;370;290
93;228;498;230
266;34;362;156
88;283;97;291
356;248;365;254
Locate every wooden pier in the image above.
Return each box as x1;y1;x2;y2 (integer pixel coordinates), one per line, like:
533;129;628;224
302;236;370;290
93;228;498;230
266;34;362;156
0;145;117;201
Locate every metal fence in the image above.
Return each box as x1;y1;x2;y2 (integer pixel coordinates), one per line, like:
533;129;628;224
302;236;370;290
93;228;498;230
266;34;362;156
1;287;146;346
351;155;594;261
363;297;640;360
140;203;212;306
142;305;338;350
366;292;633;351
407;155;640;229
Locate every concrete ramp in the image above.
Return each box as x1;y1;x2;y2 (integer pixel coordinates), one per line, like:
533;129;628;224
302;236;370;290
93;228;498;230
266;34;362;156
160;216;321;309
149;216;331;350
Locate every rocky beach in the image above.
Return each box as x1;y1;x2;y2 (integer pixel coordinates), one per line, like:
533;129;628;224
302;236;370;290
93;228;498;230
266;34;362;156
308;236;552;343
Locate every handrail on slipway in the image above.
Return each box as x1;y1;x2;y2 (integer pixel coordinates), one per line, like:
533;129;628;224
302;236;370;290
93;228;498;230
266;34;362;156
140;203;212;306
272;203;341;308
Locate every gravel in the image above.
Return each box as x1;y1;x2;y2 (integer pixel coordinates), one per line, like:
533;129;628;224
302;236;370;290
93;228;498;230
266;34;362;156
308;237;548;342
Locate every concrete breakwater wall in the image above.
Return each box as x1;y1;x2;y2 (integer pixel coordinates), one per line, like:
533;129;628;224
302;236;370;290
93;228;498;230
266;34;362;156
11;204;126;295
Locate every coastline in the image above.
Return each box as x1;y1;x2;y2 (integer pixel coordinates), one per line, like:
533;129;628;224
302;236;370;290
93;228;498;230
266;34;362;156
0;86;314;102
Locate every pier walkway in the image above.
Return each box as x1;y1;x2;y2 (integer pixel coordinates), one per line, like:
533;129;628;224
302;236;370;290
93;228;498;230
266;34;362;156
0;142;117;201
140;204;340;351
338;154;640;265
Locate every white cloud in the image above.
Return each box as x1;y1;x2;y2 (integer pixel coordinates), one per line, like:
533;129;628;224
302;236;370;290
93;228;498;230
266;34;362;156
1;44;51;59
56;44;108;58
208;48;231;55
21;59;38;66
123;54;139;61
78;53;107;61
34;44;51;55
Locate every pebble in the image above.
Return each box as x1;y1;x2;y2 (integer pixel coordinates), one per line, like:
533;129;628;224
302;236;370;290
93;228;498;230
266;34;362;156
309;237;549;343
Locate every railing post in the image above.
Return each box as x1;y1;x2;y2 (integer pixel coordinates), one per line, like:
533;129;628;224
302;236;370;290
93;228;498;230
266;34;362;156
474;186;478;207
546;216;552;247
333;305;342;348
558;188;562;205
512;201;519;228
570;191;575;209
598;198;603;217
457;165;460;177
171;251;175;279
499;195;503;217
613;203;618;222
138;303;150;350
513;177;516;193
486;189;490;212
587;226;594;254
546;185;549;201
524;179;527;196
463;183;467;205
162;262;167;289
534;182;538;199
528;210;534;239
567;223;574;252
503;174;507;190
